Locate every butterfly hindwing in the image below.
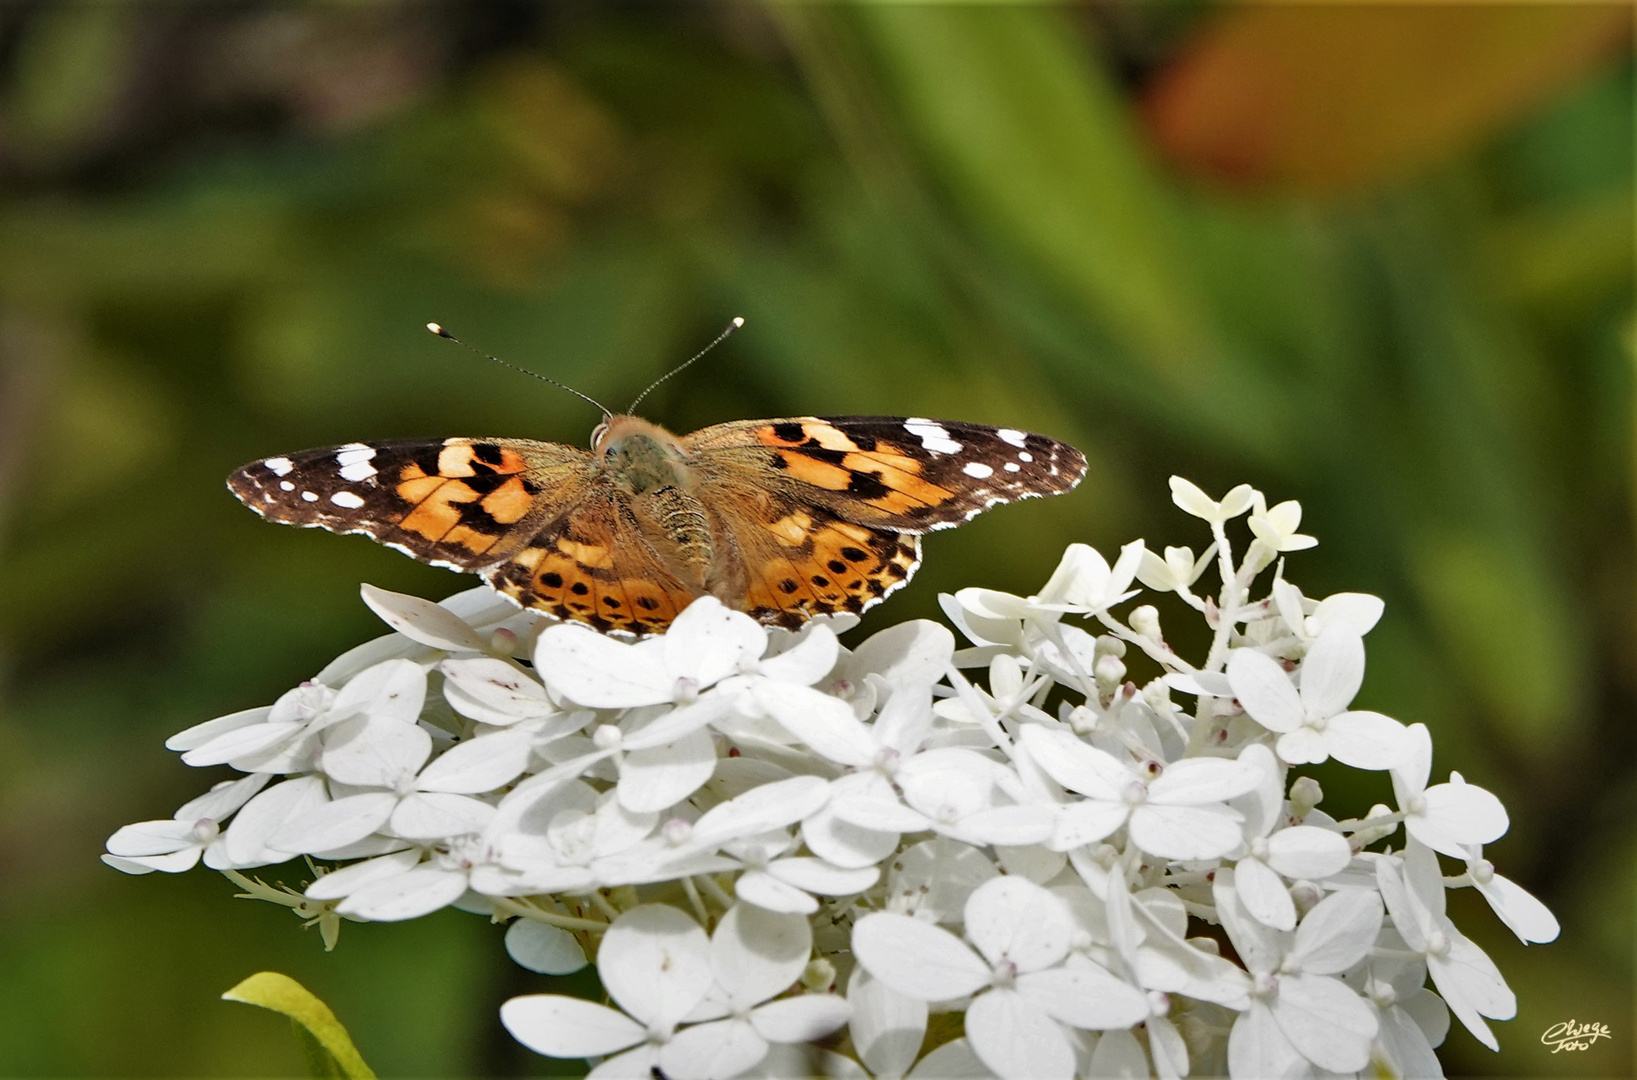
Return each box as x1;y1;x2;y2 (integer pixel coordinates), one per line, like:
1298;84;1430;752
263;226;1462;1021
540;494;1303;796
683;416;1086;533
482;490;700;636
227;437;588;570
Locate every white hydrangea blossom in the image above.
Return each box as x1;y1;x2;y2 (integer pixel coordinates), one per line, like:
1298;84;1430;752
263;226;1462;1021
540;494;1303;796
106;478;1556;1079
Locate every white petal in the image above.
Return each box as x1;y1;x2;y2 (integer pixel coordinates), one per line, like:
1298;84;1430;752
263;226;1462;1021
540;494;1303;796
1291;889;1382;975
320;715;432;787
754;683;878;767
1227;1002;1304;1080
964;876;1071;972
905;1039;992;1080
175;773;273;823
852;913;989;1001
1296;626;1363;717
1016;963;1148;1030
1274;726;1329;765
499;995;646;1058
711;903;812;1009
1312;592;1384;636
692;776;831;847
505;920;587;974
305;849;421;900
1322;710;1409;771
758;625;839;686
749;995;851;1043
1146;1015;1189;1080
414;729;533;793
617;727;716;813
1046;799;1129;851
850;619;955;689
664;597;766;688
1148;756;1261;805
597;905;712;1027
1226;649;1304;733
1269;972;1376;1073
440;657;552;724
1391;722;1434;803
965;988;1075;1080
833;794;931;834
1212;867;1284;979
1234;855;1297;932
105;820;199;858
1129;803;1244;861
272;792;396;854
768;856;877;897
1018;726;1129;799
873;685;936;758
1412;780;1509;854
1085;1027;1149;1079
360;584;488;651
105;849;202;873
166;706;271;752
1475;873;1559;943
847;967;927;1079
332;657;428;723
734;870;818;914
337;865;468;920
389;792;494;840
1429;932;1515;1022
1377;1001;1445;1079
801;775;902;868
660;1018;767;1080
1264;825;1351;880
180;721;300;768
952;805;1056;848
223;775;328;865
536;625;671;708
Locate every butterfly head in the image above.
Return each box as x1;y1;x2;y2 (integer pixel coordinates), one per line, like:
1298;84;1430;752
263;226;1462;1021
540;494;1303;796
593;415;693;495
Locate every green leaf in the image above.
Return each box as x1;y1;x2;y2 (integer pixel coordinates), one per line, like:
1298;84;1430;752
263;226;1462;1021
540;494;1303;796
222;972;377;1080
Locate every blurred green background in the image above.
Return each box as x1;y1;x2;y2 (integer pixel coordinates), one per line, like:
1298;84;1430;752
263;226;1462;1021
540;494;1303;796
0;4;1631;1077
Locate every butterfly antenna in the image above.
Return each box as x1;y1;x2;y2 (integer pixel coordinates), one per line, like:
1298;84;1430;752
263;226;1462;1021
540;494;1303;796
626;317;745;414
426;323;611;420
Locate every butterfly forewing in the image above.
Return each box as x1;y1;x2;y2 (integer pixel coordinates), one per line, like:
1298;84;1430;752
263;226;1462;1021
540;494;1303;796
683;416;1087;532
227;437;588;569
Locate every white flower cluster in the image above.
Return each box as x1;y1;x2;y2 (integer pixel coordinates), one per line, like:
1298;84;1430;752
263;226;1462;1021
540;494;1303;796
106;478;1559;1079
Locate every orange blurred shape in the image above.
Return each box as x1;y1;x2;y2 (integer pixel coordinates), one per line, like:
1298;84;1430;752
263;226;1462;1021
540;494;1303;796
1142;3;1632;196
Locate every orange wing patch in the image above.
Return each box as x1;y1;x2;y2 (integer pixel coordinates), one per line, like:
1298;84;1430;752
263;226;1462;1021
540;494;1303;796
738;513;921;629
483;498;700;636
753;420;959;519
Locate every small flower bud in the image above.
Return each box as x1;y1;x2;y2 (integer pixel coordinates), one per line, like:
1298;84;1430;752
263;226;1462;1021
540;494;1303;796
488;627;518;655
1067;704;1098;734
1141;680;1172;712
1130;604;1162;639
1094;635;1127;660
592;724;623;751
1094;653;1126;688
1289;776;1323;818
1290;879;1322;917
661;817;692;845
802;958;835;992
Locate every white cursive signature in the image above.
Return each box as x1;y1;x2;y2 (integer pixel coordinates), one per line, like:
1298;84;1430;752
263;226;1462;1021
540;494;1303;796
1541;1020;1612;1053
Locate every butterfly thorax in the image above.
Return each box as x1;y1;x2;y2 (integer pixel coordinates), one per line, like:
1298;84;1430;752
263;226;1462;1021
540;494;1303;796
594;416;715;587
594;416;694;495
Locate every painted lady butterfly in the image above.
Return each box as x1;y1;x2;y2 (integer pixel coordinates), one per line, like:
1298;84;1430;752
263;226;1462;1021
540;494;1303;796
229;413;1085;636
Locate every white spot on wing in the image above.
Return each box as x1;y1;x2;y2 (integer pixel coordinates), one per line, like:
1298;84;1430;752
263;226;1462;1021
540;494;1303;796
962;461;994;479
264;456;294;477
336;444;378;481
997;428;1027;448
1018;451;1033;463
904;418;963;455
330;491;366;509
301;491;319;502
279;480;296;491
1004;462;1021;473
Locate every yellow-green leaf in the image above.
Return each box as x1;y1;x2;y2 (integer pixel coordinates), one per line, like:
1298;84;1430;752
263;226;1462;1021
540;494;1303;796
222;972;377;1080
